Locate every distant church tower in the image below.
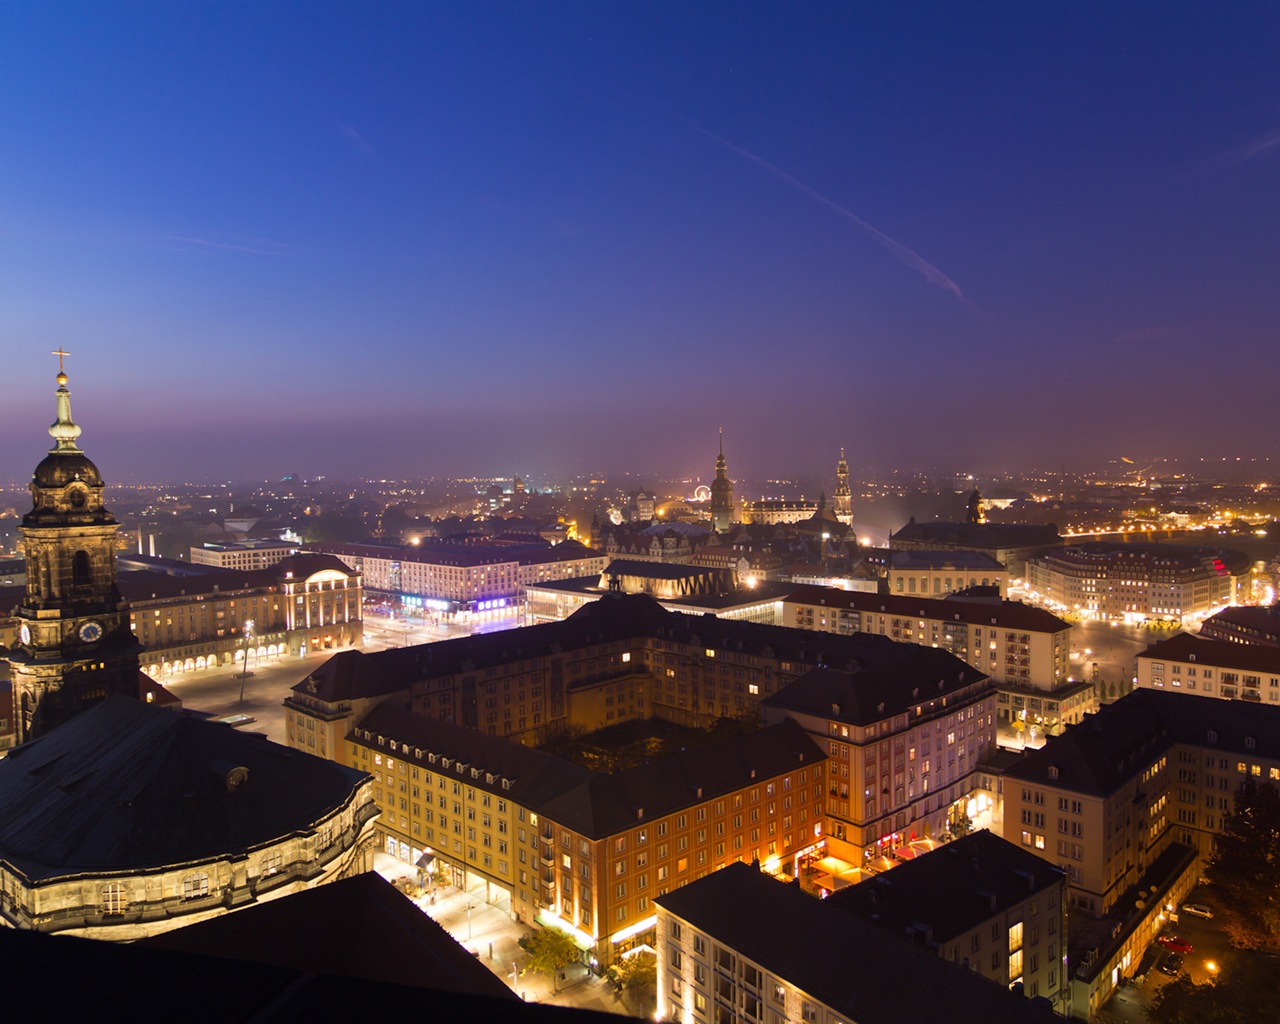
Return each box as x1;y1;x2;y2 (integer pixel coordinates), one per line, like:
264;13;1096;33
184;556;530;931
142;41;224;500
834;448;853;527
710;429;736;533
966;487;986;525
9;356;141;743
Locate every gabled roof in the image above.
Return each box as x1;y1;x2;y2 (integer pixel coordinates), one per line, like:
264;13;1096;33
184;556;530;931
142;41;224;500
1139;632;1280;674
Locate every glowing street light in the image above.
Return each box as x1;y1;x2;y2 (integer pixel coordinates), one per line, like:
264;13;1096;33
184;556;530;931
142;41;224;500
238;619;255;703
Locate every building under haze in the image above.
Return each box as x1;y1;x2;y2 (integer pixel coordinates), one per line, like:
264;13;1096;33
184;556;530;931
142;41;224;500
709;430;736;533
1025;542;1251;624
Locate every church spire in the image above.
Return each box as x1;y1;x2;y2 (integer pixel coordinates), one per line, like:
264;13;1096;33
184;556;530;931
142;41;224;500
48;349;83;453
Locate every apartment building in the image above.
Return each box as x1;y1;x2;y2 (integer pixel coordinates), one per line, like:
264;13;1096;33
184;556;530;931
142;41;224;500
309;539;605;620
654;861;1059;1024
119;553;363;676
1137;632;1280;705
999;689;1280;1017
1025;543;1249;624
783;585;1092;737
190;539;297;571
829;830;1068;1012
342;704;824;967
762;655;995;861
286;592;988;749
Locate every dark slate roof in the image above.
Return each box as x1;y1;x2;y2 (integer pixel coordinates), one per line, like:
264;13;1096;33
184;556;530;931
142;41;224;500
143;872;513;998
297;593;988;708
828;831;1064;944
889;550;1006;571
0;696;371;882
890;521;1061;548
539;719;824;840
762;656;989;729
1139;632;1280;674
351;701;594;812
1;920;632;1024
1002;688;1280;794
1032;541;1252;576
655;862;1059;1024
117;553;357;603
605;559;721;580
784;584;1071;633
305;539;601;569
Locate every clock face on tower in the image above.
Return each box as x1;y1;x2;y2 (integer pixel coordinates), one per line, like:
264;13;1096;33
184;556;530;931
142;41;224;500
19;624;31;645
79;621;104;643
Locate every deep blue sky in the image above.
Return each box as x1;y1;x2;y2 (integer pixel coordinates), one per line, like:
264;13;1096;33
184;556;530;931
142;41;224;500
2;1;1279;484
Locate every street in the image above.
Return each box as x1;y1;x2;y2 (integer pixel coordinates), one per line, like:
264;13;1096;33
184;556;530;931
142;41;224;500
1069;619;1167;693
161;648;336;742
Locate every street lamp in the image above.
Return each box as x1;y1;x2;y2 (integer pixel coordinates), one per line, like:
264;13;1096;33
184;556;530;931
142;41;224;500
238;620;255;703
467;900;475;942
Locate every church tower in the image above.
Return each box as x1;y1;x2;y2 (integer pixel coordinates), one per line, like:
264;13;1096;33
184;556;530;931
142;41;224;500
709;429;735;533
834;448;853;527
9;355;141;743
966;487;986;525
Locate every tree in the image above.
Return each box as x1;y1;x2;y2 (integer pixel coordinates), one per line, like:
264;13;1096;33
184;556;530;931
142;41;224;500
609;949;656;990
1205;779;1280;949
1148;949;1280;1024
521;927;580;992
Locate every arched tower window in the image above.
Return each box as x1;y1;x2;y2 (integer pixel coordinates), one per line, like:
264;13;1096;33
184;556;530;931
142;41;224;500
72;550;92;591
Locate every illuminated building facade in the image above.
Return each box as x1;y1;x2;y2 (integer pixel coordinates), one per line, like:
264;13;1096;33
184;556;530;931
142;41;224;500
888;549;1009;598
993;689;1280;1016
739;499;817;525
309;539;605;621
7;365;143;743
122;553;362;676
1025;543;1249;623
342;705;823;968
189;539;297;571
761;656;996;861
1136;632;1280;704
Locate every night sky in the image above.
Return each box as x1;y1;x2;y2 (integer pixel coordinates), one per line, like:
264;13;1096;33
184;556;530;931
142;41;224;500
2;2;1278;484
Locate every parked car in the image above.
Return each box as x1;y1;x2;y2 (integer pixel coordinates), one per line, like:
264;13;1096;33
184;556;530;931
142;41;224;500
1157;935;1194;953
1157;953;1183;977
1181;903;1214;919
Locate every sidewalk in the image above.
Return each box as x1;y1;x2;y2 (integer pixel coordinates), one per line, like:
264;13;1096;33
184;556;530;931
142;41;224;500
372;854;641;1017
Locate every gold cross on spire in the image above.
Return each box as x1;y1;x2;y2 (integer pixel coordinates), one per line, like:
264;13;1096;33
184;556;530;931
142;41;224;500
51;347;70;374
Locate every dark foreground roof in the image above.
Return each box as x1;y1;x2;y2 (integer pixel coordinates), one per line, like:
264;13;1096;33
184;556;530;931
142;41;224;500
0;695;370;882
144;872;513;998
656;862;1058;1024
1;912;631;1024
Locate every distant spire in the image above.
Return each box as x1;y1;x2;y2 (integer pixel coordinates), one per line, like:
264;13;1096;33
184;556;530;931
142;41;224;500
48;349;83;453
719;427;724;458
